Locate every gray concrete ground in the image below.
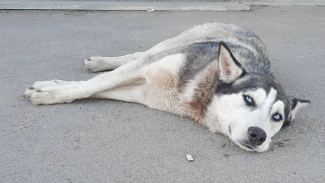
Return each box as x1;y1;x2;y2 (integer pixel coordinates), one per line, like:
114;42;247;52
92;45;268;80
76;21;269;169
0;6;324;183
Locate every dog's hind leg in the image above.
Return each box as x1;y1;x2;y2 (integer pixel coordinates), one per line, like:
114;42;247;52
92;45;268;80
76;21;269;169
84;52;144;72
91;83;145;104
25;61;145;105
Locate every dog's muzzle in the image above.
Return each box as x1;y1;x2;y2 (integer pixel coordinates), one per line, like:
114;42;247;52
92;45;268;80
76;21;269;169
228;125;268;151
241;127;267;150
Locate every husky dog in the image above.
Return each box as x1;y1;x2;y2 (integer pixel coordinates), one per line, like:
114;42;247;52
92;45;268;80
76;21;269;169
25;23;310;152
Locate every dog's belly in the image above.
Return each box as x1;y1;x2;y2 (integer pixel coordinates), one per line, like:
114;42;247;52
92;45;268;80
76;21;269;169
143;66;183;114
141;54;188;116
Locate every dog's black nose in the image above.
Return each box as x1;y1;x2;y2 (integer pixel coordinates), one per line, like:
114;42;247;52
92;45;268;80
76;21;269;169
248;127;267;146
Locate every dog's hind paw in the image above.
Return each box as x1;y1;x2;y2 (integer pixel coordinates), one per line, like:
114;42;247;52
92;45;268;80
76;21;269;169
84;56;106;72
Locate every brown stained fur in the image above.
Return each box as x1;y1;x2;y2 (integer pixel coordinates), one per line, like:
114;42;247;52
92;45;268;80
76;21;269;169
187;61;219;124
143;61;219;125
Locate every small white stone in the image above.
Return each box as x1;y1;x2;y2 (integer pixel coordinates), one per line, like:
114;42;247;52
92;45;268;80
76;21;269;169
186;154;194;162
146;8;155;12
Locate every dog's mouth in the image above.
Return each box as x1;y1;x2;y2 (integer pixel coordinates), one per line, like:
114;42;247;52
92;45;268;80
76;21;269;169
237;141;261;152
238;140;270;152
240;143;254;150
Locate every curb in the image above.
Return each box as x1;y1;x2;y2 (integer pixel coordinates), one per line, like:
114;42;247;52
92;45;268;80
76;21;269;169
242;1;325;6
0;1;250;11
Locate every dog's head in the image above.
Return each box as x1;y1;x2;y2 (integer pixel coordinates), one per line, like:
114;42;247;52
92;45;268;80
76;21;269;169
205;42;310;152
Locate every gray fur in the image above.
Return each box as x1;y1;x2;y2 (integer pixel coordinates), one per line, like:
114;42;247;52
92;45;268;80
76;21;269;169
178;42;220;91
172;25;292;125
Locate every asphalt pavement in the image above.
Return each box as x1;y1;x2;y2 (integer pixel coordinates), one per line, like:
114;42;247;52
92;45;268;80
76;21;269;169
0;6;324;183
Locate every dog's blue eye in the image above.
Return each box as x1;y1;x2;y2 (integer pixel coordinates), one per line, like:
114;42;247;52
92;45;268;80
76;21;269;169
272;113;282;122
243;95;254;106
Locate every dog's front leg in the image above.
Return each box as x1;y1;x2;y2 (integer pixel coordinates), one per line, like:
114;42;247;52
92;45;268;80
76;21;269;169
25;62;144;105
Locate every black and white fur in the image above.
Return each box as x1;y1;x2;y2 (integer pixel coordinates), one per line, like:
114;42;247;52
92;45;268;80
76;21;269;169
25;23;310;152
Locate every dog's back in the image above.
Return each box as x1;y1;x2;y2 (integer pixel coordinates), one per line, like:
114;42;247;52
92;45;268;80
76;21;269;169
145;23;271;76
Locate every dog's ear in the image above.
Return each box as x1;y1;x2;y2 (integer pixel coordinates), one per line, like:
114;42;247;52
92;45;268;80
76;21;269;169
288;97;311;121
218;42;245;83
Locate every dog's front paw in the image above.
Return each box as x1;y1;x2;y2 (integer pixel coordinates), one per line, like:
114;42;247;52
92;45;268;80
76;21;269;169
25;87;61;105
24;80;74;105
84;56;106;72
